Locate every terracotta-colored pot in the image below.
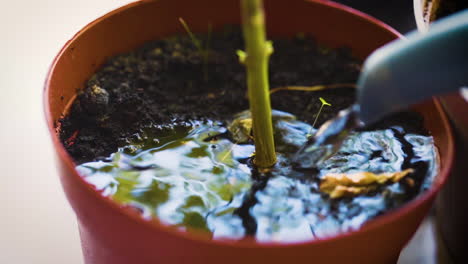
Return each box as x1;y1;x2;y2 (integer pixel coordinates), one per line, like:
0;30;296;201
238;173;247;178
44;0;454;263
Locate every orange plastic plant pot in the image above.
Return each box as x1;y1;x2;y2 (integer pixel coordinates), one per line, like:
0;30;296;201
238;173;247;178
44;0;454;263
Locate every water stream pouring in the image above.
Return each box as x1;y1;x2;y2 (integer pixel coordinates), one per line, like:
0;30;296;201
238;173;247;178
294;10;468;168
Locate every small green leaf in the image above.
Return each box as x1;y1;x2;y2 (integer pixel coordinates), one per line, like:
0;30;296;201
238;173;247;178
319;97;331;106
236;50;247;64
178;17;203;51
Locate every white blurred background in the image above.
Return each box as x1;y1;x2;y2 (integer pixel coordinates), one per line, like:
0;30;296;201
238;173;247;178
0;1;131;263
0;1;439;263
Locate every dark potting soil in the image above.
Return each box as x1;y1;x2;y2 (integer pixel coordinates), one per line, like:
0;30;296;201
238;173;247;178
60;27;361;164
60;27;438;242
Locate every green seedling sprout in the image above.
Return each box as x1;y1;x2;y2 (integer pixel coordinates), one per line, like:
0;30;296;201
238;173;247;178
204;23;212;80
179;17;212;81
312;97;332;128
179;17;203;51
239;0;277;168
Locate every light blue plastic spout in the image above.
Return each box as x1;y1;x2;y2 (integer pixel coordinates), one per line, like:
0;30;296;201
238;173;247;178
357;9;468;125
293;10;468;168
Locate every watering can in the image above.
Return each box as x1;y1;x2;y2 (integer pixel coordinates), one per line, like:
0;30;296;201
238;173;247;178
294;9;467;168
358;9;468;125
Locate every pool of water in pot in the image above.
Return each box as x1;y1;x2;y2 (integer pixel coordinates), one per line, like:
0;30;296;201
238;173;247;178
76;110;438;242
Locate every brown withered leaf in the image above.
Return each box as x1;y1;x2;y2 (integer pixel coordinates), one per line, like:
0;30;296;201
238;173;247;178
228;116;253;143
320;169;414;199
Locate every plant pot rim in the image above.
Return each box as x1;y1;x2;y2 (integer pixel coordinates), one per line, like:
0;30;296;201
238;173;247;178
43;0;454;248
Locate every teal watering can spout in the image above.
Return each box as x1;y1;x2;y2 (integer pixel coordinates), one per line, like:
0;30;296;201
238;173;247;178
357;9;468;125
293;10;468;168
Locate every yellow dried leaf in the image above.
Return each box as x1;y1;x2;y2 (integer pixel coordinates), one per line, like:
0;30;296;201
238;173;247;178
228;110;296;144
320;169;414;198
228;117;253;143
327;185;376;199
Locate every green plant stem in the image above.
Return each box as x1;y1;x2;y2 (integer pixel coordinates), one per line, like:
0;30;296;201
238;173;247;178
241;0;276;168
312;97;331;128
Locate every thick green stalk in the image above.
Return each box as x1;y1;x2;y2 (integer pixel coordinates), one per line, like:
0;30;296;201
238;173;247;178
241;0;276;168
